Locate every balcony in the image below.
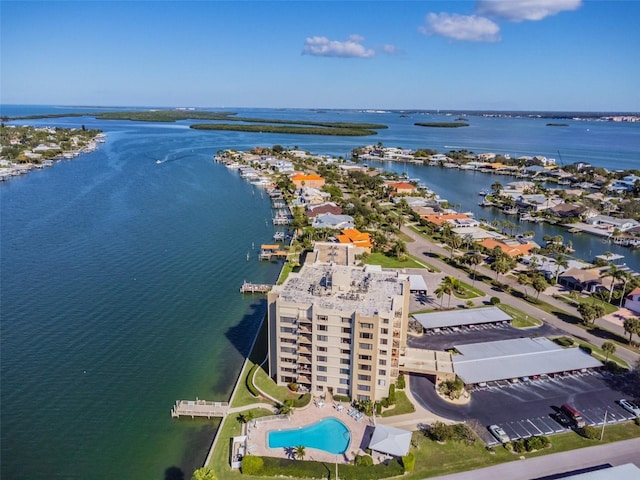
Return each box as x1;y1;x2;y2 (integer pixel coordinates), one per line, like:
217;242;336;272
297;344;312;355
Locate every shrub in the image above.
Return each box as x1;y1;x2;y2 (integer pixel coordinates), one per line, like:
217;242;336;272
555;336;574;347
512;439;526;453
241;455;264;475
490;296;501;305
579;425;600;440
579;345;592;355
375;402;382;415
402;452;415;472
246;364;260;397
427;421;452;442
333;394;350;403
354;454;373;467
451;423;477;445
381;398;390;408
525;436;547;451
288;382;299;392
396;374;406;390
388;384;396;404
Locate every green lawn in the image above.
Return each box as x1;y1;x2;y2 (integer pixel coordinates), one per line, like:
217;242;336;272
364;252;425;269
380;390;416;417
497;304;543;328
453;281;484;300
253;367;311;405
553;337;630;370
557;293;619;315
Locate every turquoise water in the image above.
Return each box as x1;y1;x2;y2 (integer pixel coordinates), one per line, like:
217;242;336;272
1;105;638;479
267;418;351;454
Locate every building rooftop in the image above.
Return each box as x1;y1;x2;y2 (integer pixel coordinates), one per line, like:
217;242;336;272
274;263;406;317
413;307;511;329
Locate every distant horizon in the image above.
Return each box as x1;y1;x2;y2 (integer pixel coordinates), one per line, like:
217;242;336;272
2;103;638;116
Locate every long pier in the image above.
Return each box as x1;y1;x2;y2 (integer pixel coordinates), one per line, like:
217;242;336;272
171;399;229;418
240;281;273;293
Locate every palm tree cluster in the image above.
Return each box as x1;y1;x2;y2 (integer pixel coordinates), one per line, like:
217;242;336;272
434;276;463;309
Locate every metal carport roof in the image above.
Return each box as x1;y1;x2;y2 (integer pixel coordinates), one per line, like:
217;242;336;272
412;306;511;330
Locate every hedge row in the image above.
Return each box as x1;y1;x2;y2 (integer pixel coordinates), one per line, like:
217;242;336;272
241;456;404;480
246;364;260;397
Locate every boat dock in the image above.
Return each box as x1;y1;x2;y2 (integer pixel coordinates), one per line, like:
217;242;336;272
171;399;229;418
240;281;273;293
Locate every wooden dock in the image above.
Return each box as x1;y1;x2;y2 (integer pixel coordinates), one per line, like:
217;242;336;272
171;399;229;418
240;281;272;293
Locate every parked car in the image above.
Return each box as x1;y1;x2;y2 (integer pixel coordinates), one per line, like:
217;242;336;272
619;399;640;417
488;424;510;443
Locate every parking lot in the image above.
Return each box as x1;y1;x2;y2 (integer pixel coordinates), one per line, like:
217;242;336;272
411;369;639;446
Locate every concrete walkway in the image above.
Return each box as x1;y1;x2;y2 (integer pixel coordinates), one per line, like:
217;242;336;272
401;225;640;366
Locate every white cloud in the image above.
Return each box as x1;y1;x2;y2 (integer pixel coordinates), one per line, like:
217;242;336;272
476;0;582;22
420;12;500;42
381;44;400;54
302;35;375;58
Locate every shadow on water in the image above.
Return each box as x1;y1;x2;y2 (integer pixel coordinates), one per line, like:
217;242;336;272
173;421;220;480
163;466;184;480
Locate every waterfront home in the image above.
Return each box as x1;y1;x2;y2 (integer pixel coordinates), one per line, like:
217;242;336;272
558;266;618;293
422;213;479;228
479;238;536;258
516;194;562;212
295;186;330;206
506;181;535;192
394;196;430;208
550;203;588;219
587;215;640;232
519;255;587;280
624;287;640;315
387;181;417;195
306;202;343;218
452;226;505;241
611;174;640;193
312;213;355;230
336;228;373;253
291;172;325;189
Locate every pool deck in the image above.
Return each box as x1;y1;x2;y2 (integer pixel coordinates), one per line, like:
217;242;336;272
246;401;373;464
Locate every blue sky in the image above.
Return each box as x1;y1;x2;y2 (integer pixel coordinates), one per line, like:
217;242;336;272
1;0;639;111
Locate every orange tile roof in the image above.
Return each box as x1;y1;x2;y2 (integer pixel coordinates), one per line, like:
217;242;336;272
422;213;472;226
388;182;416;190
291;173;324;181
337;228;372;248
479;238;535;257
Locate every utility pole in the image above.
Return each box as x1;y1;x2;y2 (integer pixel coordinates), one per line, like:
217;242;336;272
600;409;608;441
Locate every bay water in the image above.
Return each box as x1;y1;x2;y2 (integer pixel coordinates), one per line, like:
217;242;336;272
1;106;638;479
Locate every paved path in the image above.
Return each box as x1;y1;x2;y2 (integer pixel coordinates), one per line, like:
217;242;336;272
401;226;640;366
428;437;640;480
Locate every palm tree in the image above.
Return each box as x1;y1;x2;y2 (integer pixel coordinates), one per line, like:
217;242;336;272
517;273;531;299
447;233;462;260
601;265;620;303
616;270;631;308
434;285;446;309
554;254;569;283
623;317;640;344
440;276;461;308
532;274;549;300
294;445;306;460
464;253;483;286
491;258;511;282
602;341;616;362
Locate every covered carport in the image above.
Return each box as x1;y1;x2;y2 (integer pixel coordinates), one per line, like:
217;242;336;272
412;306;512;333
452;337;603;387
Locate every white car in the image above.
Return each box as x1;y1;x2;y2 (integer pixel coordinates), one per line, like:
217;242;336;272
619;399;640;417
488;424;510;443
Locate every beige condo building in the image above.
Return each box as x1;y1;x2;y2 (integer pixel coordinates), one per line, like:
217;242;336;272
267;258;410;402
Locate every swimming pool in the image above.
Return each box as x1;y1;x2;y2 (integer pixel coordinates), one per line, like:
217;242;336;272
267;417;351;454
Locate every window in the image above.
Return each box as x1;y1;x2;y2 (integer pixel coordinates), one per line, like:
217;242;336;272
357;374;371;381
382;318;389;324
379;359;387;366
281;337;296;344
317;355;327;362
340;368;350;375
337;388;349;395
317;365;327;372
341;338;351;344
280;347;296;354
380;328;388;335
317;335;328;342
339;378;350;385
317;324;328;331
317;346;327;352
280;326;296;334
342;317;352;324
341;327;352;334
359;364;372;371
281;316;296;324
378;369;386;376
378;379;386;386
280;357;295;364
358;354;372;361
359;322;374;329
359;343;372;350
379;349;388;356
317;375;327;382
317;315;328;322
357;384;371;392
380;338;388;345
340;358;350;365
340;349;350;355
359;332;373;339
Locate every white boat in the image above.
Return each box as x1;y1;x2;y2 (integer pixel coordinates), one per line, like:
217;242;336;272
156;160;162;164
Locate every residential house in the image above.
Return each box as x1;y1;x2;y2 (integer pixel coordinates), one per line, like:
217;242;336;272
588;215;640;232
291;172;325;189
336;228;373;253
387;182;417;195
624;287;640;315
480;238;536;258
550;203;588;219
306;202;343;218
558;266;613;293
312;213;355;230
421;213;479;228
